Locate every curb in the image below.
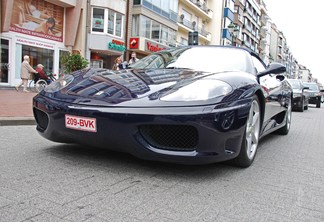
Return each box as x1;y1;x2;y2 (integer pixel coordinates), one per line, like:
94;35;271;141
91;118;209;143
0;117;36;126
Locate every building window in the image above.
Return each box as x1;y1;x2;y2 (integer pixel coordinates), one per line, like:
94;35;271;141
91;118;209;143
92;8;105;32
133;15;176;46
140;16;151;38
108;9;115;35
136;0;178;22
115;13;122;37
151;20;160;42
91;7;124;38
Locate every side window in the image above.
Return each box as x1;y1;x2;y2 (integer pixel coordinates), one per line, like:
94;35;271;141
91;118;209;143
251;56;266;74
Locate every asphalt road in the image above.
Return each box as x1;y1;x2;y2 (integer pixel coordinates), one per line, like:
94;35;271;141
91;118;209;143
0;105;324;222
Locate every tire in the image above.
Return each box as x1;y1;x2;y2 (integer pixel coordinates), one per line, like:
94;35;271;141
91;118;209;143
35;79;47;92
298;98;304;112
304;105;308;110
316;101;321;108
277;99;292;135
232;95;261;168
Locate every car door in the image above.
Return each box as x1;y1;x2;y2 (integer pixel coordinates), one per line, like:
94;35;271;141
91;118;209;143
251;56;286;126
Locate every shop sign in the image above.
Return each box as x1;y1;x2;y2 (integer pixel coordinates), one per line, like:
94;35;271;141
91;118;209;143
145;40;167;52
10;0;64;42
16;38;54;49
129;38;139;49
108;39;126;51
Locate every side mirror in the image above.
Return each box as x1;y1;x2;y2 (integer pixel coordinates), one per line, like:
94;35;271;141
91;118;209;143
257;62;286;78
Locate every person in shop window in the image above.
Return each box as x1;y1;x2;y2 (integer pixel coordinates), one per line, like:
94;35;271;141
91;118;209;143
15;55;38;93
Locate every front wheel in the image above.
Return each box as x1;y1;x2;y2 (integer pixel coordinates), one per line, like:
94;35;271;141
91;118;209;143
233;95;261;168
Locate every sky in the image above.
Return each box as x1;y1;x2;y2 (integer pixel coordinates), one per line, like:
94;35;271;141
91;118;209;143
264;0;324;84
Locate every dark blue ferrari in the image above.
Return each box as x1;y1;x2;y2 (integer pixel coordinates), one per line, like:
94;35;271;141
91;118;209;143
33;46;292;167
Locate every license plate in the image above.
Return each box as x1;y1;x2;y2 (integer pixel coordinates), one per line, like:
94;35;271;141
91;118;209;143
65;114;97;132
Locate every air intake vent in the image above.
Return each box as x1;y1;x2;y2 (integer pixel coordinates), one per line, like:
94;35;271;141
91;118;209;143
139;125;198;151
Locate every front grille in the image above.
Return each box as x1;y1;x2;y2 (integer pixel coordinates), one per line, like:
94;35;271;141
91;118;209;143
139;125;198;151
33;108;49;131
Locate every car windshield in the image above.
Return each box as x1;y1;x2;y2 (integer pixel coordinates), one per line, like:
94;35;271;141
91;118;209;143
129;47;253;73
288;79;301;89
303;83;319;91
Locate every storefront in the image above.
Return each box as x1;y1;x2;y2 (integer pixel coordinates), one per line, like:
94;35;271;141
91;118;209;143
88;34;126;70
0;0;68;87
128;37;169;59
87;3;126;70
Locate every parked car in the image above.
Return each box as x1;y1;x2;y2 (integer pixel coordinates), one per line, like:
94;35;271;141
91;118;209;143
33;46;292;168
287;79;309;112
303;82;323;108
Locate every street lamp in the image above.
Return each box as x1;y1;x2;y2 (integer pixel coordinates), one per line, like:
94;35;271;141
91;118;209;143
227;22;239;46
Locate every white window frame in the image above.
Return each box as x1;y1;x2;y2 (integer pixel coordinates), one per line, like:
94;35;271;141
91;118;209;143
90;7;124;38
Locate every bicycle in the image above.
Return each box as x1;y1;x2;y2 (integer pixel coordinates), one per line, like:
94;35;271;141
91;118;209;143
28;72;56;92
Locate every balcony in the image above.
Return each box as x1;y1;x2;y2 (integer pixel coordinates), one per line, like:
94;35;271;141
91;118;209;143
141;0;178;22
178;15;193;30
260;15;269;26
178;16;211;42
46;0;76;7
180;0;213;19
224;8;235;21
197;26;211;40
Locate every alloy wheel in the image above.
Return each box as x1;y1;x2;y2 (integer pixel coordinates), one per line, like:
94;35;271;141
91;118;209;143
245;99;261;160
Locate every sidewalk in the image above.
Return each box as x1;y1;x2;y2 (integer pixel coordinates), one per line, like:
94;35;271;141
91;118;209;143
0;87;37;126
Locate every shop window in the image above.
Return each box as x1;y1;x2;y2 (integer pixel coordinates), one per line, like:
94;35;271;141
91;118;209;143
0;39;9;83
92;8;105;32
21;44;54;75
59;50;69;77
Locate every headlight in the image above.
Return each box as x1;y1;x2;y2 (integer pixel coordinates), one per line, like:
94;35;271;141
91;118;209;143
160;79;232;101
293;93;301;98
44;74;74;93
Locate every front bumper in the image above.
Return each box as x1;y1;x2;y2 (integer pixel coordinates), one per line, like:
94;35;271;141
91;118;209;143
33;95;251;164
308;96;321;105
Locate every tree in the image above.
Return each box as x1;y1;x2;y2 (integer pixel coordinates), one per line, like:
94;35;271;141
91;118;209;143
60;52;89;74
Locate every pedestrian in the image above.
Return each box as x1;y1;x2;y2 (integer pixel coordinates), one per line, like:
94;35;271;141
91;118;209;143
15;55;38;92
128;52;139;65
35;64;51;84
112;57;124;70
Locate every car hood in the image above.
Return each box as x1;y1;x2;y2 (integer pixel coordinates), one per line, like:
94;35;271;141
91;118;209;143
47;68;250;107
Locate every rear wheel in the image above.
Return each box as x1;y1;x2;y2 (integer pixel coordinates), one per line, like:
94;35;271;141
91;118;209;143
277;99;292;135
233;95;261;168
